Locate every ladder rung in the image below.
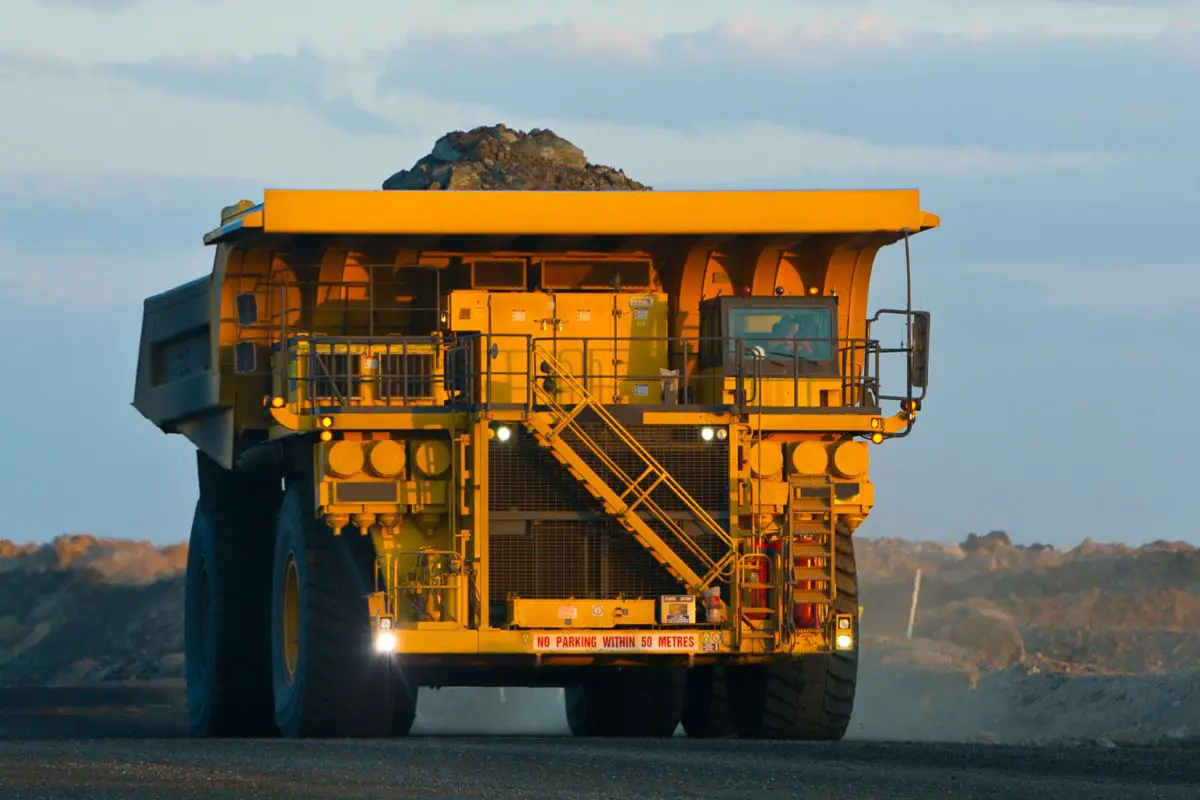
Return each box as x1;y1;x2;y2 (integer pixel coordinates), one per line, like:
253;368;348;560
741;607;776;614
792;591;833;604
740;582;772;589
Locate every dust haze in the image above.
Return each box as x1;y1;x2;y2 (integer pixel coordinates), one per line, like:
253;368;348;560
4;531;1199;746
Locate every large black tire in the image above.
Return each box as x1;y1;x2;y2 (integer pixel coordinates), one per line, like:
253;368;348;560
565;667;685;737
184;500;278;737
680;665;735;738
269;481;396;738
727;524;860;740
391;671;420;736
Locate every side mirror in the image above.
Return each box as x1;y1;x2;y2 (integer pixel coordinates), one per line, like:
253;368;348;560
236;292;259;326
910;311;930;388
234;341;257;374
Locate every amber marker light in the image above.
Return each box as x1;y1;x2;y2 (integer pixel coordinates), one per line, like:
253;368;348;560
871;432;884;444
271;396;285;408
319;430;333;442
320;416;334;428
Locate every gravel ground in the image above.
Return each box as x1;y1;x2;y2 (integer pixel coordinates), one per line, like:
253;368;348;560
0;685;1198;799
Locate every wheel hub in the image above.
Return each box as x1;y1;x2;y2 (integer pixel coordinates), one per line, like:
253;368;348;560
282;553;301;683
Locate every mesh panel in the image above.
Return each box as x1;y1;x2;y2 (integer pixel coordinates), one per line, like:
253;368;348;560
489;521;684;601
488;425;729;600
470;259;526;289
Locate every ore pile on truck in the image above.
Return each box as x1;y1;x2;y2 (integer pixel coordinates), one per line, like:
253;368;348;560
133;186;936;739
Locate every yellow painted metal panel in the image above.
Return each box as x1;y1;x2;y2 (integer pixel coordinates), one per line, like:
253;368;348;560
546;292;615;405
508;598;658;629
257;189;938;237
615;292;670;405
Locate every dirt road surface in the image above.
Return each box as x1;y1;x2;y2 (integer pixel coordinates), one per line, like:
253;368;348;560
0;683;1197;800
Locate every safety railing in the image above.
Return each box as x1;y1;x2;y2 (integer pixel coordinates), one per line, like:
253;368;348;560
443;333;887;413
272;334;448;412
253;330;900;416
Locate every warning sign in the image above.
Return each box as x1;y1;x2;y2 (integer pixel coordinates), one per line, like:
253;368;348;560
531;632;699;653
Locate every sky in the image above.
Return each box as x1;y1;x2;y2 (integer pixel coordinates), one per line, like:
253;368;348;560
1;0;1197;549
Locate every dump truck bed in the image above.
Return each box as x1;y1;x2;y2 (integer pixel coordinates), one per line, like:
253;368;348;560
205;189;940;244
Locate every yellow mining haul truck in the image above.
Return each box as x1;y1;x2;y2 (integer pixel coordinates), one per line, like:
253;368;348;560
133;188;937;740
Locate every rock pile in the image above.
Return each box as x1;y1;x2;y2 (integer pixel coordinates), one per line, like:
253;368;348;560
381;124;651;191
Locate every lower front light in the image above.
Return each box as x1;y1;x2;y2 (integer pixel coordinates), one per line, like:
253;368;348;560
374;630;398;653
835;633;854;651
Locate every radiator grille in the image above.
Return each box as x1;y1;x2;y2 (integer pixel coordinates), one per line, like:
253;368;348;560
377;352;435;400
309;353;362;400
488;424;729;600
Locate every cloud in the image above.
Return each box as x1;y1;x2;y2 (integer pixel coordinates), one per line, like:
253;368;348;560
37;0;139;10
3;0;1190;62
0;58;1122;195
374;21;1198;155
102;45;402;136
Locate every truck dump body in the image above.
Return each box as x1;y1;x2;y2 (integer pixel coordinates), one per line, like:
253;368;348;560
135;187;938;740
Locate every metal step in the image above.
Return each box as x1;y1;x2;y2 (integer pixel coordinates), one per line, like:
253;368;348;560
792;590;834;604
791;568;830;582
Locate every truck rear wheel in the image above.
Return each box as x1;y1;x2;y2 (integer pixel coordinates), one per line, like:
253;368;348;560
727;524;859;740
269;481;395;738
565;667;685;737
391;672;419;736
184;501;278;737
680;665;735;738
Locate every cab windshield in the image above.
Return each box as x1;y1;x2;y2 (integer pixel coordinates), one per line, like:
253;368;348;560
728;307;835;361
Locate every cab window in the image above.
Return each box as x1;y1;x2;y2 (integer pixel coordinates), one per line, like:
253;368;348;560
728;307;834;361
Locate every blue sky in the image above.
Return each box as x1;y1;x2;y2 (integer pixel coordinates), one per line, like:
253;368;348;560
1;0;1197;548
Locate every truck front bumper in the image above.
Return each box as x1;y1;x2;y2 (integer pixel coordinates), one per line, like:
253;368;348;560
372;626;845;667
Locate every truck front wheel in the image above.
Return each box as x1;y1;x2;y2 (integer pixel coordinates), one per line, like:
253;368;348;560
725;524;859;740
269;481;395;738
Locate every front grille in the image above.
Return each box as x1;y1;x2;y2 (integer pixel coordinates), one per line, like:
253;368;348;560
489;521;682;601
488;424;729;600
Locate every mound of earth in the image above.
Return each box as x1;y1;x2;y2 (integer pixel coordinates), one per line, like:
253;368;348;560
3;530;1200;746
381;124;650;192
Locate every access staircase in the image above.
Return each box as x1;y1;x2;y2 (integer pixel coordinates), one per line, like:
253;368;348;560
522;346;735;594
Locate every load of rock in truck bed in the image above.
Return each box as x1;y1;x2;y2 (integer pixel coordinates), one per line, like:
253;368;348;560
381;124;651;192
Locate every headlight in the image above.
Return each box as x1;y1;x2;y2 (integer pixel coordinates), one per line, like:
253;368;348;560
700;427;715;442
835;633;854;651
374;630;398;653
495;425;512;442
